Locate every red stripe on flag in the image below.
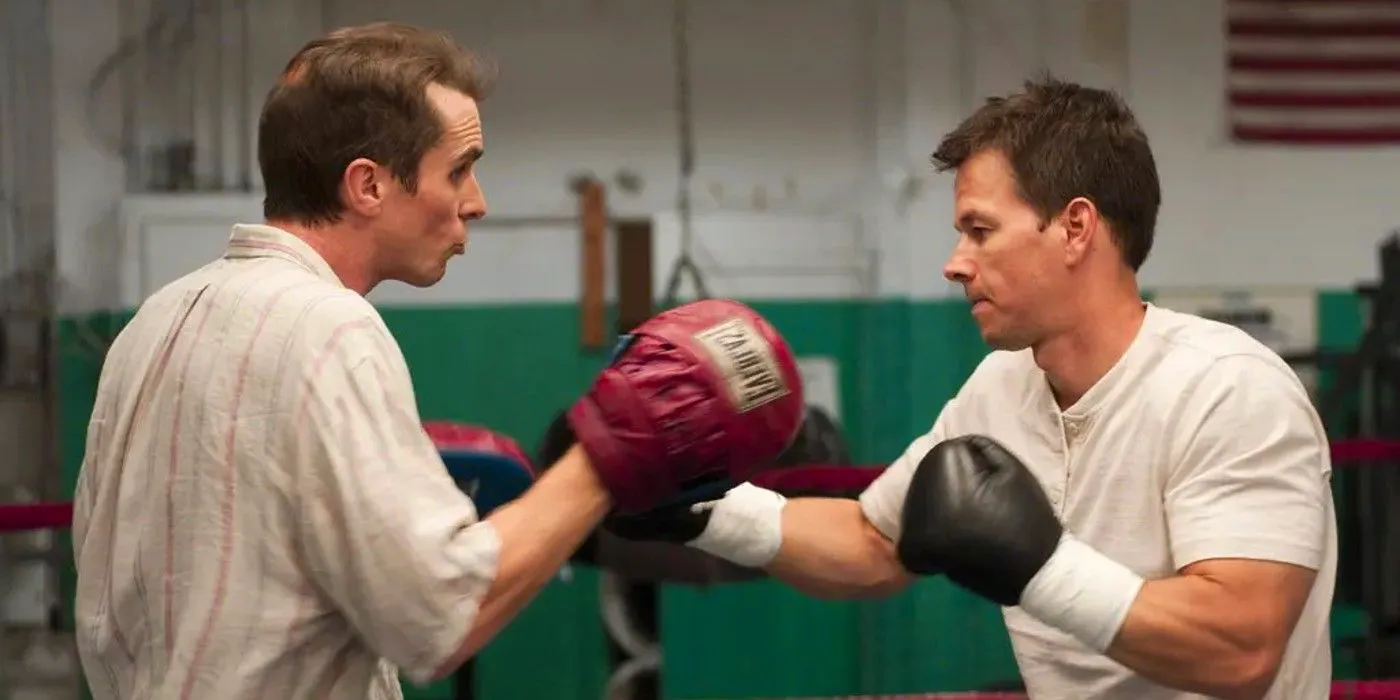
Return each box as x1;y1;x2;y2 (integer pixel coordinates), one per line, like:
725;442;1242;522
1228;20;1400;39
1232;125;1400;144
1230;56;1400;73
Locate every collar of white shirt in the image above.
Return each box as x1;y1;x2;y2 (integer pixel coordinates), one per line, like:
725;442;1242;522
224;223;344;287
1037;302;1166;420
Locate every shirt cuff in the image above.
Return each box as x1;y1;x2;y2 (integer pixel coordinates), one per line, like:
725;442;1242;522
1172;535;1323;572
402;521;501;685
858;488;900;542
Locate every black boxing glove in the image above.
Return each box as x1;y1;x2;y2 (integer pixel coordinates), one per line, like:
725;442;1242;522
896;435;1145;653
895;435;1064;601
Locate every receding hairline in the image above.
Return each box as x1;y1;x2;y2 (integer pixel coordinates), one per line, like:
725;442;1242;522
276;22;497;99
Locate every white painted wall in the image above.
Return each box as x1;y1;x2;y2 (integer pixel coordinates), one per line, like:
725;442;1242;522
49;0;1400;313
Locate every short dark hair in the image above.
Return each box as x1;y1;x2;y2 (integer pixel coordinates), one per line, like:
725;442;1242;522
932;75;1160;271
258;22;495;226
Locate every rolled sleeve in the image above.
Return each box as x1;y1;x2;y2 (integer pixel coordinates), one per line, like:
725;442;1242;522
1166;356;1332;571
859;403;954;542
294;345;497;683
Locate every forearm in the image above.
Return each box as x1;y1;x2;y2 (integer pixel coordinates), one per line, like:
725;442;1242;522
766;498;911;599
1108;576;1280;700
437;445;609;674
1017;537;1293;700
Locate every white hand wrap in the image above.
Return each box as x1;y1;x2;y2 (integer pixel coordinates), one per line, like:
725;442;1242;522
1018;533;1146;653
686;483;787;568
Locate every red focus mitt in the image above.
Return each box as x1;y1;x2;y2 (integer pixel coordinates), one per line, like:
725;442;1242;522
568;299;805;512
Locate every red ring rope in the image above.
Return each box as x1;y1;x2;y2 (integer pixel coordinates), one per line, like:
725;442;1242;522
0;440;1395;535
740;686;1400;699
1331;440;1400;464
0;500;71;533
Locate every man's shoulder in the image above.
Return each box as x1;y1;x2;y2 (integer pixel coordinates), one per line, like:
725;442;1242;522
235;264;375;322
132;261;390;363
928;349;1042;434
1149;305;1282;361
1144;309;1324;465
962;348;1041;398
137;256;374;318
1144;306;1304;397
279;284;384;336
274;287;391;366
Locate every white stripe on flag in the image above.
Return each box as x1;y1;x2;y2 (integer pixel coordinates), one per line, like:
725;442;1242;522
1232;106;1400;129
1228;72;1400;92
1229;36;1400;59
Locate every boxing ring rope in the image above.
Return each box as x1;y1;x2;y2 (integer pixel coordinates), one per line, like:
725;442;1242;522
0;501;70;533
6;438;1391;532
2;440;1400;699
712;685;1400;700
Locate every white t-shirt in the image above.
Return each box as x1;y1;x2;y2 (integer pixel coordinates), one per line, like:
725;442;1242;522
72;224;499;700
860;303;1336;700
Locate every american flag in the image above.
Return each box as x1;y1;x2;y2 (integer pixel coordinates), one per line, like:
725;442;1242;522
1227;0;1400;144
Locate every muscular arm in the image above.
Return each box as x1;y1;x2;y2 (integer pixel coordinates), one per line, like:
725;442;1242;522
434;445;608;676
763;425;955;599
1106;559;1316;699
1007;356;1333;700
764;497;911;599
686;426;943;599
1104;359;1331;699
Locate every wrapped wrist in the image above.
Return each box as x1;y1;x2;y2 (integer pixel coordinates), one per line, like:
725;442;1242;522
1018;534;1145;653
687;483;787;568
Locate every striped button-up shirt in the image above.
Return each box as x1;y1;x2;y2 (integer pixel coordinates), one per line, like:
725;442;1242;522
72;224;500;699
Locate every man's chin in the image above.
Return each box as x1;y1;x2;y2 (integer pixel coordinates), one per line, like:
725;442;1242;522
980;327;1032;352
395;266;448;289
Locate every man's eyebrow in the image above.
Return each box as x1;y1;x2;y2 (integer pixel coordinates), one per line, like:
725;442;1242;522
456;147;484;166
956;212;987;230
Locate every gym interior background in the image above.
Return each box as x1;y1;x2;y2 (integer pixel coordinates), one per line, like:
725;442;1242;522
2;0;1399;698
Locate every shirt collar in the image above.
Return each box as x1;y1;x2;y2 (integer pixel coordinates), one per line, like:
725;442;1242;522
1048;302;1164;419
224;224;344;288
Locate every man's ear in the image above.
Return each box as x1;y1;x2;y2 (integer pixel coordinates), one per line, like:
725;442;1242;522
1061;197;1100;266
342;157;386;216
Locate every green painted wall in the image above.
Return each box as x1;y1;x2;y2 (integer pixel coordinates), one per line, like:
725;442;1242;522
54;294;1371;699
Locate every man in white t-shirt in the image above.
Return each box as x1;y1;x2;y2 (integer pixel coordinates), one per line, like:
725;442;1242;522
610;76;1336;699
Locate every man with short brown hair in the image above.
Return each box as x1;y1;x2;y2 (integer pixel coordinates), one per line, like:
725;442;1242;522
71;21;804;700
928;75;1160;273
615;76;1336;699
257;21;496;291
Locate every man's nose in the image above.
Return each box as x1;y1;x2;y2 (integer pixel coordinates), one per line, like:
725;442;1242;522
944;249;974;284
461;175;487;221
